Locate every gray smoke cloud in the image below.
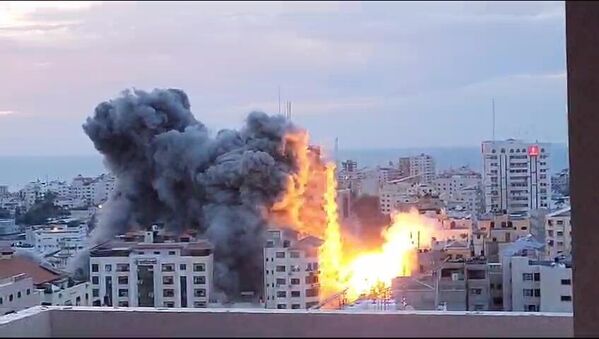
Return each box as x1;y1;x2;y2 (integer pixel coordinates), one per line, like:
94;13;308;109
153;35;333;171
78;88;305;299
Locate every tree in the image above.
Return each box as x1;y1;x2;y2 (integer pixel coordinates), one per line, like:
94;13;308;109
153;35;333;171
16;192;69;225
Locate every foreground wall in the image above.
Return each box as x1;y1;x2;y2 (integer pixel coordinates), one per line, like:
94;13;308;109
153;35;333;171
49;307;572;337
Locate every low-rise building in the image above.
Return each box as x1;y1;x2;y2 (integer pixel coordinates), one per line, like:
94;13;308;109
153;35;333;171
89;230;214;308
0;272;38;315
263;228;321;310
503;256;572;313
0;248;90;309
545;207;572;259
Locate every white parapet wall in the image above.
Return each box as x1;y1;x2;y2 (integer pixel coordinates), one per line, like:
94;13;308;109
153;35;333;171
0;306;573;337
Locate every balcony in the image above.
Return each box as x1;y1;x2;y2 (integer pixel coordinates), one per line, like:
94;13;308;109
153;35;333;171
0;306;572;337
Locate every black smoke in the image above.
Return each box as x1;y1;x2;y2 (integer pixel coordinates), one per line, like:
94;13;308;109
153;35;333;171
81;88;304;299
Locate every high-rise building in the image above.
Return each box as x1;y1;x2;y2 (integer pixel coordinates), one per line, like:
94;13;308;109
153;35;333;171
89;230;214;308
263;228;322;310
399;154;436;184
481;139;551;215
545;207;572;259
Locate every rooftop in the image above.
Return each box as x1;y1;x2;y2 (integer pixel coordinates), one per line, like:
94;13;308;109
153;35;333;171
0;306;573;337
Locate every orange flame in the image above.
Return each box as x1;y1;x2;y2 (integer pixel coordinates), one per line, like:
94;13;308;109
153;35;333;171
269;130;440;306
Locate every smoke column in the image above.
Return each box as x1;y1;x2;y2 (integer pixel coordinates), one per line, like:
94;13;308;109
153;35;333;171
80;88;310;298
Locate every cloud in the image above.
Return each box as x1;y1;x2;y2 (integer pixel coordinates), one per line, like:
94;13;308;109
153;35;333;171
0;110;17;116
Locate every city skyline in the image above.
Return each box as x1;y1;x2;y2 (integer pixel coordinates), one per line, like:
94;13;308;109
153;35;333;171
0;1;567;156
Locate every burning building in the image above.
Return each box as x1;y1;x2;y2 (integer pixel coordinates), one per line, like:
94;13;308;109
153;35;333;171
79;88;452;306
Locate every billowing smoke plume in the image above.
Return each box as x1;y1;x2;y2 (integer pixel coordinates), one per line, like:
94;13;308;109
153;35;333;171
80;88;309;298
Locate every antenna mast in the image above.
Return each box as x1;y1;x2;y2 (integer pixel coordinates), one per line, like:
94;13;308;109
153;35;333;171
278;86;281;115
492;98;496;142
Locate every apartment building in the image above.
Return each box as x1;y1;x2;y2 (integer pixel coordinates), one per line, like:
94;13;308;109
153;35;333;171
477;213;531;263
263;228;322;310
399;154;436;184
0;248;89;310
545;207;572;259
481;139;551;214
503;256;572;313
89;230;213;308
436;257;490;311
25;224;88;256
0;273;37;315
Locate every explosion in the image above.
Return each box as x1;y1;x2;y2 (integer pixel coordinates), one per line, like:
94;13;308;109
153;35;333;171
81;87;439;304
274;146;439;305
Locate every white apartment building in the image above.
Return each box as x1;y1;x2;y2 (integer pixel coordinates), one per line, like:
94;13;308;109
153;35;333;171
0;273;38;315
25;224;88;256
481;139;551;215
503;256;572;313
264;228;321;310
0;248;90;310
89;231;214;308
434;166;483;214
545;207;572;259
399;154;436;184
379;180;437;215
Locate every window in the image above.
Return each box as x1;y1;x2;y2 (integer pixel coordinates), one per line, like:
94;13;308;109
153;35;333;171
118;276;128;285
276;252;285;258
277;304;287;309
523;289;534;297
291;291;301;297
168;251;176;255
91;264;99;272
306;288;319;298
194;301;207;308
180;264;187;270
306;301;319;308
194;289;206;298
534;273;540;281
534;289;541;297
92;289;99;297
164;301;175;308
561;279;572;285
276;291;287;298
276;265;286;272
163;289;175;298
118;289;128;297
291;304;301;309
276;278;286;285
470;288;482;295
153;251;160;255
92;276;99;284
193;263;205;272
116;264;129;272
26;289;30;295
291;278;300;285
561;295;572;302
8;294;13;302
290;252;300;258
193;276;205;285
118;301;129;307
17;292;21;298
162;264;175;272
163;276;174;285
522;273;534;281
105;264;112;272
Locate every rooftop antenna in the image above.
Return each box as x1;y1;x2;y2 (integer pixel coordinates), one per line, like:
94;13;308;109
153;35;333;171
278;86;281;115
492;97;496;142
334;137;339;169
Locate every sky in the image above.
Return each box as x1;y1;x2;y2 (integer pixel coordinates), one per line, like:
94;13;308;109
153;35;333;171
0;1;567;155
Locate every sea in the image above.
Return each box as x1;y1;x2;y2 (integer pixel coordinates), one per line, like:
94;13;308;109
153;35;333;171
0;143;569;192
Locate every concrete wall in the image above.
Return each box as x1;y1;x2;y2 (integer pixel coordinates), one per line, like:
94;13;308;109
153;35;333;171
0;307;51;337
43;307;572;337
